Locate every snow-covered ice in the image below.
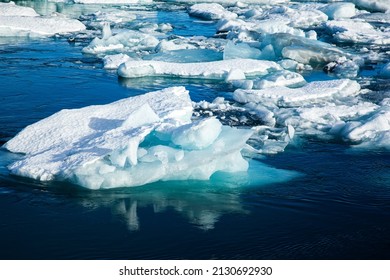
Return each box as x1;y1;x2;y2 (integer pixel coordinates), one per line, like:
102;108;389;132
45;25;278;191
188;4;237;20
0;2;39;17
117;59;282;79
325;19;390;45
0;2;85;37
4;87;255;189
233;79;361;107
0;15;86;37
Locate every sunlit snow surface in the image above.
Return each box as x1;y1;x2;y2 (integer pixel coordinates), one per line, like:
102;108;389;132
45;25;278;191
1;0;390;190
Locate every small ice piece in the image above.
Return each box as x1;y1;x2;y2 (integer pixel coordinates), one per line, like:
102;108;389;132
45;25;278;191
324;57;360;78
325;20;390;45
233;79;361;107
379;62;390;78
320;3;356;20
171;118;222;150
252;70;306;89
188;4;237;20
0;15;86;37
351;0;390;13
117;59;282;79
103;54;132;70
0;2;39;17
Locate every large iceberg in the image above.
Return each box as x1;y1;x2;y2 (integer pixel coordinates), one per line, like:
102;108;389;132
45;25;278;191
4;87;254;189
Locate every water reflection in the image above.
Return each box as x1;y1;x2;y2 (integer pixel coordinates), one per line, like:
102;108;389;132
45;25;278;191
74;160;299;231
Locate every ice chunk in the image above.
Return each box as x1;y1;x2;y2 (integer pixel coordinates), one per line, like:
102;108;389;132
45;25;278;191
320;3;356;20
233;79;361;107
264;33;353;65
0;15;86;37
351;0;390;13
4;87;255;189
0;2;39;17
117;59;282;79
252;70;306;89
103;54;132;70
188;4;237;20
342;108;390;142
82;27;159;54
271;7;328;29
223;41;261;60
380;62;390;78
171;118;222;150
325;20;390;45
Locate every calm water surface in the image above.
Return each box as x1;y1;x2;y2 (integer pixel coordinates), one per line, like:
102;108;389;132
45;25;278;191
0;2;389;259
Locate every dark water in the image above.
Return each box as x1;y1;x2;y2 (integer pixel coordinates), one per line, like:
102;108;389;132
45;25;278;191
0;2;390;260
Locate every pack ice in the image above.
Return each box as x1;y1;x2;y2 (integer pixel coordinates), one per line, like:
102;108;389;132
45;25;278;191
4;87;254;189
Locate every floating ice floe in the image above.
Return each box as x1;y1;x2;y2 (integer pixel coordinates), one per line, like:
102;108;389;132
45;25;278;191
188;3;237;20
233;79;361;107
0;2;39;17
4;87;255;189
325;19;390;45
341;105;390;149
117;58;281;79
0;3;85;37
320;2;357;20
351;0;390;13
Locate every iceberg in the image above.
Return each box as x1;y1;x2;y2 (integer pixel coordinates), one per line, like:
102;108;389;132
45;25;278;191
117;58;281;79
4;87;254;189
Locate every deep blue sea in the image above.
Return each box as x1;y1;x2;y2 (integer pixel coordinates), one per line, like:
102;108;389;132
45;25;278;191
0;0;389;259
